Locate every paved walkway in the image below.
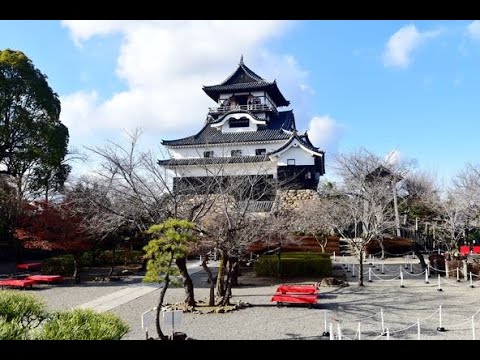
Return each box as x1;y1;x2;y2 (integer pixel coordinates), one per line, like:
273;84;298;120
76;260;210;312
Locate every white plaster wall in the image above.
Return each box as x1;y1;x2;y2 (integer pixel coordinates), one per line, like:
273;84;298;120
171;161;278;178
169;142;285;159
276;143;316;166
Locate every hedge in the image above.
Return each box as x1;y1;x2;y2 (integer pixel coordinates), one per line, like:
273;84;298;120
254;252;332;277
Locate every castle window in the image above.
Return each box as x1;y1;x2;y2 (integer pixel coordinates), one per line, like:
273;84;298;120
255;148;266;156
305;171;312;179
231;150;242;157
204;151;214;158
287;159;295;166
229;117;249;128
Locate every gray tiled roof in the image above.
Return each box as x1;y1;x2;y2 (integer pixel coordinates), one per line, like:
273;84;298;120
269;132;324;156
162;110;296;147
202;60;290;107
158;155;270;166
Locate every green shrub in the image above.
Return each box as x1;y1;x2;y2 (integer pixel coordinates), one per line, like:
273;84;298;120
254;252;332;278
0;291;48;329
36;308;129;340
0;318;29;340
97;249;144;266
42;255;75;276
253;256;279;277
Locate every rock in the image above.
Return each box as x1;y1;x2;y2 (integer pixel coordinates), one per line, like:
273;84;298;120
320;277;347;287
215;308;225;314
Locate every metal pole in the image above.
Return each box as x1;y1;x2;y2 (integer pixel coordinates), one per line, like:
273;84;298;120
400;269;405;288
425;270;429;284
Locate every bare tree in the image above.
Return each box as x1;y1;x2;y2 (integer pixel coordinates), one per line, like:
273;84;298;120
321;149;400;286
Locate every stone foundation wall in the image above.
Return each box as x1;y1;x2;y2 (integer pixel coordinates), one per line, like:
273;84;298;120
276;189;320;211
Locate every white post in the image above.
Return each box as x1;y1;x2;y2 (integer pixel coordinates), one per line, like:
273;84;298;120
472;317;476;340
199;255;202;262
214;251;217;261
438;248;441;255
445;260;450;279
439;306;443;330
352;264;356;278
381;263;385;274
363;252;366;263
324;310;328;334
337;323;342;340
381;308;385;334
437;274;443;292
347;263;350;272
405;256;408;269
410;261;413;273
250;252;253;261
386;328;390;340
457;267;460;282
333;252;336;261
428;263;431;278
417;319;421;340
357;323;361;340
470;272;475;288
343;255;346;267
415;217;418;231
425;270;429;284
329;323;334;340
400;269;405;288
368;267;372;282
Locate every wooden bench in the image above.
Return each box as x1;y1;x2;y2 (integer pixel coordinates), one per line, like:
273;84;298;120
0;279;36;289
26;275;63;284
271;283;319;306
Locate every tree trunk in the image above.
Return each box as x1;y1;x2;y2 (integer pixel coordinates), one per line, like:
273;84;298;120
358;248;364;287
175;257;195;306
156;274;170;341
73;255;80;284
221;259;233;306
216;251;226;297
413;242;427;270
379;237;386;260
230;258;239;287
201;258;215;306
108;246;116;278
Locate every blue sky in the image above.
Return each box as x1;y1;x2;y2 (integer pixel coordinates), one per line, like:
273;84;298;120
1;20;480;183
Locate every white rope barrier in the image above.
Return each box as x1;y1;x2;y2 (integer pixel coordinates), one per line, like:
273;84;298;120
389;321;419;335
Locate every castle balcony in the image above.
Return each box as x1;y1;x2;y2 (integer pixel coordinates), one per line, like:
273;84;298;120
208;104;277;115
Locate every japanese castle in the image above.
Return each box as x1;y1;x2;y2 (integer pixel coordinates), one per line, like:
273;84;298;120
159;57;325;195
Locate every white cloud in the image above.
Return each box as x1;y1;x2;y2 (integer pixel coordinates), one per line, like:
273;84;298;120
385;149;403;165
307;115;343;154
382;24;441;69
467;20;480;40
60;21;314;141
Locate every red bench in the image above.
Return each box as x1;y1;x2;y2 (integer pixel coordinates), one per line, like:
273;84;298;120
271;284;319;306
26;275;63;284
460;246;470;256
276;284;317;294
0;279;36;289
16;262;42;271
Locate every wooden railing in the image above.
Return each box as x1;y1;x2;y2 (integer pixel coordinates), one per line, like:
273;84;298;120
208;104;275;114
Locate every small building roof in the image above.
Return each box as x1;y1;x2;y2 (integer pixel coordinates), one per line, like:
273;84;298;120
202;57;290;107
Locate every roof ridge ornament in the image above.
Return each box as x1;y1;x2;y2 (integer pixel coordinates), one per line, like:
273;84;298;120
239;54;244;65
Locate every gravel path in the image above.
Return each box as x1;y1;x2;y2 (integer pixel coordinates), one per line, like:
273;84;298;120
8;256;480;340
